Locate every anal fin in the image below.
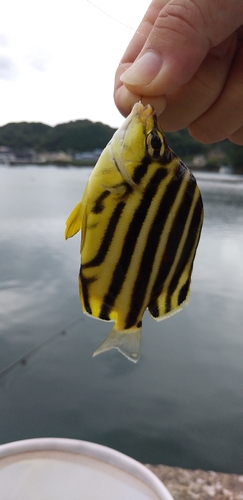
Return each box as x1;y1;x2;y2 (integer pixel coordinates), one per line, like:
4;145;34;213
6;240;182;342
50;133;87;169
148;286;189;321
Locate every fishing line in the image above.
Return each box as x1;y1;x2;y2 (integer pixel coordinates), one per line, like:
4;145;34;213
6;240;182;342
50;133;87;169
87;0;147;39
0;316;83;380
87;0;151;81
86;1;153;109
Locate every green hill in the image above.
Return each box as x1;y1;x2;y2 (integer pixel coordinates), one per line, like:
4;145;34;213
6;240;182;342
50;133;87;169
0;122;51;150
0;119;242;173
0;120;116;153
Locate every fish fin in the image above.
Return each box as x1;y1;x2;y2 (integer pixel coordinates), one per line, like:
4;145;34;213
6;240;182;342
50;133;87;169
148;285;190;321
93;326;142;363
65;201;83;239
149;303;183;321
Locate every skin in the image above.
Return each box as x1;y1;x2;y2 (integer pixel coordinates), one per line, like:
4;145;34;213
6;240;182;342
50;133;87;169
114;0;243;145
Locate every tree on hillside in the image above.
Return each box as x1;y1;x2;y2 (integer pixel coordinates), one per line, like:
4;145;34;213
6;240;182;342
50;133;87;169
227;143;243;173
39;120;116;152
166;129;206;158
0;120;116;153
0;122;51;149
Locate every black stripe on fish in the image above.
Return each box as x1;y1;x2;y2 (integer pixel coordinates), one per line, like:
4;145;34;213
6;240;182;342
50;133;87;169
98;260;125;320
132;157;150;184
148;303;159;318
131;147;173;187
82;201;126;269
164;194;203;312
156;143;173;165
92;190;110;214
124;165;188;329
99;310;111;321
178;276;191;304
79;273;97;315
148;176;202;300
148;185;203;318
99;167;168;320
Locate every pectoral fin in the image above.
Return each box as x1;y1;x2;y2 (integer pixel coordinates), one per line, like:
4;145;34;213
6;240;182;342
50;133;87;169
93;326;142;363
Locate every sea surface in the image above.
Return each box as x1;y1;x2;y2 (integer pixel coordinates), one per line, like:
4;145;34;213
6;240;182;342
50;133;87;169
0;165;243;474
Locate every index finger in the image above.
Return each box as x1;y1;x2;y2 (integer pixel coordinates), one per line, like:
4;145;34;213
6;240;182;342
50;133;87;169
114;1;169;116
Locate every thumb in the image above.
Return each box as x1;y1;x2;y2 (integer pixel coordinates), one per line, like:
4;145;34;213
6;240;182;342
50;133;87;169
120;0;243;96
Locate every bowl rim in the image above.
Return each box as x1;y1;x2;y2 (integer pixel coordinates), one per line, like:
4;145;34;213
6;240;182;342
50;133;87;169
0;437;174;500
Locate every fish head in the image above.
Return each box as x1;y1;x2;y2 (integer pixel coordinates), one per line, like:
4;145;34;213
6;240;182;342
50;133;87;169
110;102;166;187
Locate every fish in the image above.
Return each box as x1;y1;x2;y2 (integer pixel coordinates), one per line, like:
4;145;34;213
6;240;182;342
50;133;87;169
65;102;204;363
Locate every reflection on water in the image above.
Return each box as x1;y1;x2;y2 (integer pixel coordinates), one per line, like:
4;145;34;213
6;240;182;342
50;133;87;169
0;166;243;474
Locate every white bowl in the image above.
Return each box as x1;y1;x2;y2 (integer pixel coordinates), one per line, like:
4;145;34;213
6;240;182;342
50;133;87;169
0;438;174;500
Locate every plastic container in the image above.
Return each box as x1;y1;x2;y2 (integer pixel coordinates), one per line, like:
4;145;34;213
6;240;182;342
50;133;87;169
0;437;174;500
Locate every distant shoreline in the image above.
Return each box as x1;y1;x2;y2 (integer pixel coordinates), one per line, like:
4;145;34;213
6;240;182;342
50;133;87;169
1;163;242;179
1;160;96;168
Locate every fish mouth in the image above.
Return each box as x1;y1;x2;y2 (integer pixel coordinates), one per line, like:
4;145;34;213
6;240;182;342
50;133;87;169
121;102;155;137
116;102;155;156
112;101;156;161
132;101;155;125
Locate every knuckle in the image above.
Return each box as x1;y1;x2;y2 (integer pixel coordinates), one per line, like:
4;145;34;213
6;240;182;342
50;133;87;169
228;129;243;146
188;121;224;144
157;0;208;41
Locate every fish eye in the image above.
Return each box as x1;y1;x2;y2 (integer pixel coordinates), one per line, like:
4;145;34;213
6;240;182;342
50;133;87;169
146;129;164;157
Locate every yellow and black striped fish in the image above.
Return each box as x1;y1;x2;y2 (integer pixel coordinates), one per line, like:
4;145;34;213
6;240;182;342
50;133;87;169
65;102;203;363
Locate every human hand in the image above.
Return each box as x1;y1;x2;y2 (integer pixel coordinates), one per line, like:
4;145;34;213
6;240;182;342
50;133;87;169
114;0;243;145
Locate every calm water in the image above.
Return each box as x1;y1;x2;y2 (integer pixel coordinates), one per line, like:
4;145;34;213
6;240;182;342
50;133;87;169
0;166;243;474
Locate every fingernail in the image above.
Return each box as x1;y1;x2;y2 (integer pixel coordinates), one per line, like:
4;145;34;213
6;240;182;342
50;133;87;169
120;52;162;86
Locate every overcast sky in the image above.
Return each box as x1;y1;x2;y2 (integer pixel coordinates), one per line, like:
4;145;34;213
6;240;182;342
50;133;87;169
0;0;149;129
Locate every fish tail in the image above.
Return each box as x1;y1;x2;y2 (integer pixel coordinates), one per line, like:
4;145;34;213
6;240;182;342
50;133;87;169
93;325;142;363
